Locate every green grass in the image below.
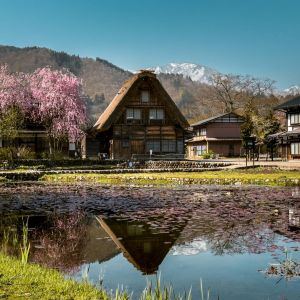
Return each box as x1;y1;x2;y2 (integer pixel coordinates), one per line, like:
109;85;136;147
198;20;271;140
40;173;171;185
0;252;122;300
53;165;116;170
0;252;206;300
0;176;8;182
40;168;300;186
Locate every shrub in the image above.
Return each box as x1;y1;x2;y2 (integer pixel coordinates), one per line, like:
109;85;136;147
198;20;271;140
16;146;35;159
0;146;36;161
0;147;14;161
50;150;66;160
202;150;215;159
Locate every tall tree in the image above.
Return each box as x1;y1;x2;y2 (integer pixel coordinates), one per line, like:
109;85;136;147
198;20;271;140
209;73;275;113
30;67;86;154
0;65;32;144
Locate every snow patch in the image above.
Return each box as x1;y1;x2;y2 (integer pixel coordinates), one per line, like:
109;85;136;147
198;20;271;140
150;62;218;84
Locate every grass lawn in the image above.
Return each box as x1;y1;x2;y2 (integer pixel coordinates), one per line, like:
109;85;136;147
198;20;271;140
40;168;300;186
0;252;122;300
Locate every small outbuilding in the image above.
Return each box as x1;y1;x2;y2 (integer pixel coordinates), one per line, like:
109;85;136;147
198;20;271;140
186;112;244;158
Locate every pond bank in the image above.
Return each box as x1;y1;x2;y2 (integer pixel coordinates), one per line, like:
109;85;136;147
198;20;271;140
0;252;112;300
40;169;300;186
0;167;299;186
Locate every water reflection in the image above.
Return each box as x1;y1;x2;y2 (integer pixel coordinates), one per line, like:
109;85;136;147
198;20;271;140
0;215;120;273
97;217;184;274
1;184;300;299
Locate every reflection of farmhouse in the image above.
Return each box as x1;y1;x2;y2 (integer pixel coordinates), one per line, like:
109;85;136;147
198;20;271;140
186;112;244;158
269;96;300;159
92;70;189;159
97;218;183;274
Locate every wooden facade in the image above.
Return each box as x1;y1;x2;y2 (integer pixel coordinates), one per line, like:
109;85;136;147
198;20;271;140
269;96;300;160
93;70;189;159
0;124;79;158
186;112;244;158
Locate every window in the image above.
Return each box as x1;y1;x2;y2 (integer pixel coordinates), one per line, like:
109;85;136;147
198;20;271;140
177;140;184;154
146;140;160;152
290;114;300;125
197;128;206;136
149;108;164;120
194;145;207;156
141;90;150;103
122;140;129;148
69;142;76;151
126;108;141;120
291;142;300;155
162;140;176;152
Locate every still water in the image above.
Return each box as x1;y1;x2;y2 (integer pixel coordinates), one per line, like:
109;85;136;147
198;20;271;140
1;183;300;299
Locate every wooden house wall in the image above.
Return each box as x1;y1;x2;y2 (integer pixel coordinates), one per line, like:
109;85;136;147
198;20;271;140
205;123;242;138
105;77;186;159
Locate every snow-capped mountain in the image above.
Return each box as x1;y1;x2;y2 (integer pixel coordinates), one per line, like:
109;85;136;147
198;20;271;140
151;62;218;84
282;85;300;96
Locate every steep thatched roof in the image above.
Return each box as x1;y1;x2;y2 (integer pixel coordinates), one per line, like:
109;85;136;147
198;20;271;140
93;70;189;131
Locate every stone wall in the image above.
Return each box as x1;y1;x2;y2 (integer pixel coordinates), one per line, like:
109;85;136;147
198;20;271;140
144;160;231;169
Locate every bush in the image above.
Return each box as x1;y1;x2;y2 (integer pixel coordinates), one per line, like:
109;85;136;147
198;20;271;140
202;150;215;159
50;150;66;160
16;146;35;159
0;147;14;161
0;146;36;161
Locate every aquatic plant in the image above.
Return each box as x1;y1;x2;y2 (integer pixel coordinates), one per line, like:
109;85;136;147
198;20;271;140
20;219;30;264
263;248;300;279
0;218;30;264
140;275;193;300
200;278;210;300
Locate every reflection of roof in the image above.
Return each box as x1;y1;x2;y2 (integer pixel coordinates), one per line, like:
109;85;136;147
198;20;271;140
276;96;300;111
97;217;183;274
93;70;189;132
191;112;243;127
82;220;120;264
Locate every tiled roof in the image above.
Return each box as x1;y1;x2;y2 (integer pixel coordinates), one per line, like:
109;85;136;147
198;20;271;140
276;96;300;111
191;112;243;127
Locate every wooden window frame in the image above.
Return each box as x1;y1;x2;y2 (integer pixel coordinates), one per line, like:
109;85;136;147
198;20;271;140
126;108;141;120
149;108;164;120
140;90;150;103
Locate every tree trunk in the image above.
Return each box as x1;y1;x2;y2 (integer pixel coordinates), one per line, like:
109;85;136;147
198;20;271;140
48;137;53;156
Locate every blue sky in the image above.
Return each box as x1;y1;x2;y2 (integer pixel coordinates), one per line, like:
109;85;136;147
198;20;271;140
0;0;299;89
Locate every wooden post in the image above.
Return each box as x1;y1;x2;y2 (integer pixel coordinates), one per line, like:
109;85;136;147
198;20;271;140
81;135;87;159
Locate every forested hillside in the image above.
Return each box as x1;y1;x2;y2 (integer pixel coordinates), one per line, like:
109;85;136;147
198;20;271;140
0;45;290;124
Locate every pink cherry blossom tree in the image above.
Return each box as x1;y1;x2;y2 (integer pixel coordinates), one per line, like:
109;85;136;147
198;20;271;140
30;67;87;155
0;65;32;142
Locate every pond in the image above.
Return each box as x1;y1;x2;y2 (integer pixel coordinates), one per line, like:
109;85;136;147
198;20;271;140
1;183;300;299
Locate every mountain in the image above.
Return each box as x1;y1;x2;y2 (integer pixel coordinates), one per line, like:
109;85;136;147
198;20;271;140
0;45;223;122
0;45;132;123
0;45;287;123
281;85;300;96
152;62;218;84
